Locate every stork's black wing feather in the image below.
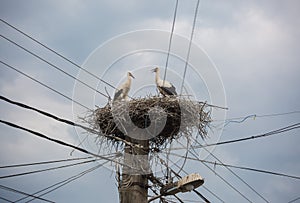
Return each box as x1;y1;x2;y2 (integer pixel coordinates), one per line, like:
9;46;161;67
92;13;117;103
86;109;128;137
159;85;177;96
113;89;123;101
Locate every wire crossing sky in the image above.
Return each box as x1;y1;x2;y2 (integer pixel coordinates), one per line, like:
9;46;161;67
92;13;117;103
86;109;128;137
197;123;300;148
0;0;299;202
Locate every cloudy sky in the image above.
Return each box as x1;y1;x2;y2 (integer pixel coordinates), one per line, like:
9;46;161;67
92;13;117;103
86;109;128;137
0;0;299;202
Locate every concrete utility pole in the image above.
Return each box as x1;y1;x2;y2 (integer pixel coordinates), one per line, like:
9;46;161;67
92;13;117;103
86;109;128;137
119;134;149;203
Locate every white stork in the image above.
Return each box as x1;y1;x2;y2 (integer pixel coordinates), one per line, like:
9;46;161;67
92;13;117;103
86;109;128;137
113;72;135;101
152;67;177;96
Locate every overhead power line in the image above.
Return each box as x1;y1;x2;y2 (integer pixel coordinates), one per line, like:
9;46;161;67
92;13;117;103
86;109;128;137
224;114;256;126
0;34;109;99
195;122;300;148
224;110;300;122
165;153;250;202
0;119;124;165
0;60;91;110
168;140;253;202
0;156;93;169
157;155;213;203
148;171;189;203
0;119;146;173
0;94;90;128
163;0;178;83
180;0;200;95
201;186;225;203
287;196;300;203
254;111;300;118
166;197;206;203
167;138;267;202
221;111;300;126
169;122;300;152
0;18;119;92
188;150;252;202
170;153;300;180
190;137;270;202
0;196;13;203
18;161;109;203
0;94;142;148
0;158;101;179
0;184;54;203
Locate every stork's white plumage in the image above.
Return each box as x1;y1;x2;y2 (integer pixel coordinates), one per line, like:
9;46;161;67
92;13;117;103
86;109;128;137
152;67;177;96
113;72;135;101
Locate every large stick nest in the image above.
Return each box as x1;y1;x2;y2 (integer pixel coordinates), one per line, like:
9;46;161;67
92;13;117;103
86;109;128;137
85;96;211;151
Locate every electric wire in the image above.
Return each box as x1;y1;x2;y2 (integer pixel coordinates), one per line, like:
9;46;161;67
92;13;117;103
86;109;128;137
157;156;212;203
0;18;128;96
195;122;300;148
0;10;255;203
253;111;300;118
147;172;185;203
222;110;300;122
169;152;300;180
148;193;184;203
0;34;109;99
162;0;178;84
166;197;206;203
222;111;300;127
168;159;224;203
0;156;93;169
151;152;223;202
0;119;128;166
212;110;300;128
180;0;200;95
148;186;166;203
224;114;256;127
202;185;225;203
0;157;104;179
161;125;295;200
191;188;210;203
175;138;189;175
0;196;13;203
171;150;250;202
155;154;211;202
0;119;147;173
0;185;54;203
172;194;184;203
198;102;228;110
164;199;177;203
167;122;300;151
19;161;109;203
0;94;87;127
2;16;296;203
0;60;91;110
0;94;143;148
287;196;300;203
168;140;253;202
187;148;252;202
190;137;269;202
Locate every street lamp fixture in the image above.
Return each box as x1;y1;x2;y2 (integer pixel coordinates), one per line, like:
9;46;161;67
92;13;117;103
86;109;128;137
148;173;204;202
